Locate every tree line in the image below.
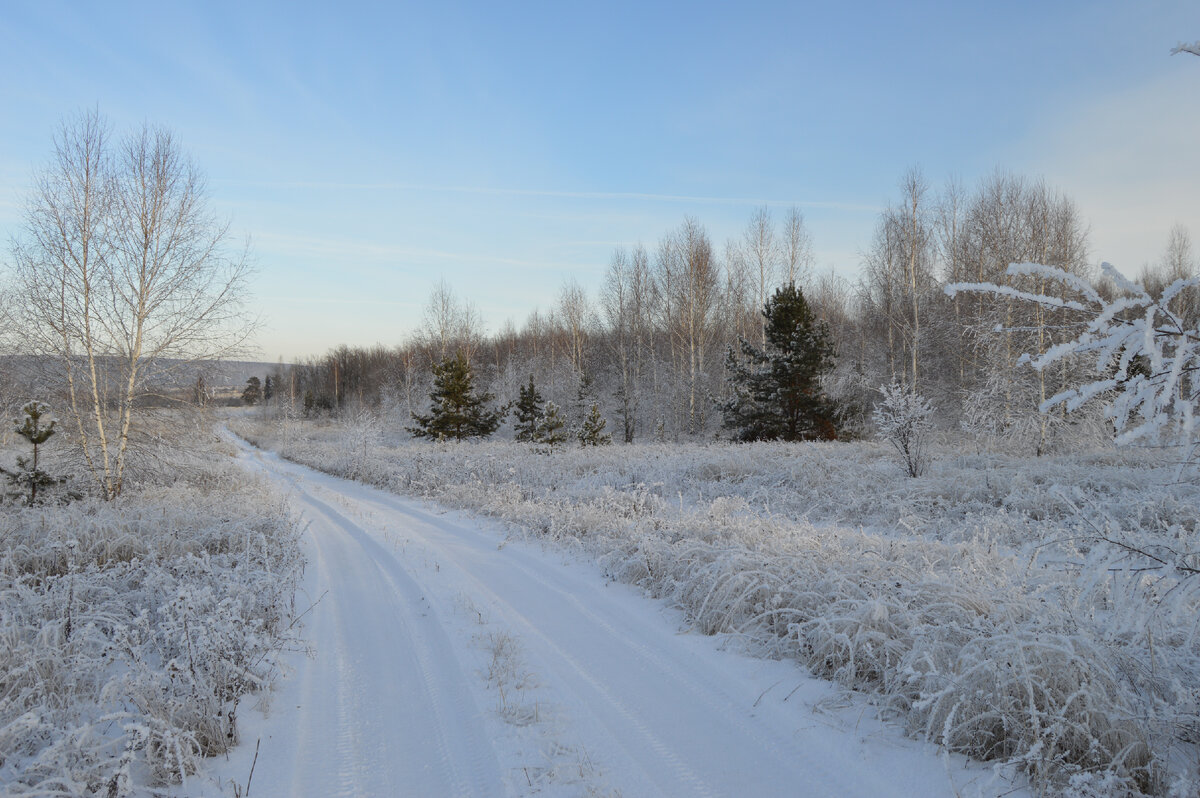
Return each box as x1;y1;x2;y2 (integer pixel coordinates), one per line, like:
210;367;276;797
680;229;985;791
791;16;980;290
265;168;1196;454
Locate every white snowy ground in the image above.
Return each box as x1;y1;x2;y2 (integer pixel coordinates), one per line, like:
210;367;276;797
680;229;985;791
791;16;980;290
190;437;1028;798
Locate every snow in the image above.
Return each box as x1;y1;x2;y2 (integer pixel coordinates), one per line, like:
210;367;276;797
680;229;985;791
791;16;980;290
196;433;1026;797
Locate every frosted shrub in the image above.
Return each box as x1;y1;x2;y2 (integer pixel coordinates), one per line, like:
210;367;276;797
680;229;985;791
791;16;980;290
341;405;382;479
950;261;1200;471
873;381;934;477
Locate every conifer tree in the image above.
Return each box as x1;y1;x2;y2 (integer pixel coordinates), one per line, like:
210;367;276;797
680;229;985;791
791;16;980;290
1;401;61;505
570;369;597;435
723;282;838;441
408;349;504;440
242;376;262;406
513;375;545;442
536;401;569;449
578;402;612;446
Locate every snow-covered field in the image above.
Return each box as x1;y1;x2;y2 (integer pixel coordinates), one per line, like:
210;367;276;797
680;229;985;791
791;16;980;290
0;432;304;795
234;415;1200;797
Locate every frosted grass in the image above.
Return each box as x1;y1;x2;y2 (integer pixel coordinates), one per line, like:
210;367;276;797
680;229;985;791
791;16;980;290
0;438;304;795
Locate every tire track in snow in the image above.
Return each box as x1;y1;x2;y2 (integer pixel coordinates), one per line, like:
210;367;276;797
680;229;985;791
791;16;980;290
235;444;506;797
293;486;502;797
345;491;853;797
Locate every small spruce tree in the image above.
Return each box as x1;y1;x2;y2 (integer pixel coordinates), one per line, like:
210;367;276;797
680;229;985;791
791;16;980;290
408;349;504;440
578;402;612;447
536;401;569;450
570;369;597;435
1;401;61;505
513;375;545;442
723;282;838;441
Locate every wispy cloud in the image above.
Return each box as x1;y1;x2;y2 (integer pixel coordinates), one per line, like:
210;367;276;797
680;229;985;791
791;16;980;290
216;180;880;213
261;295;416;307
251;230;587;272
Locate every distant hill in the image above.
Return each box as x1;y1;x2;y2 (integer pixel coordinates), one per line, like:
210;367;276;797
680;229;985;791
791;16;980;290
0;355;289;396
190;360;289;389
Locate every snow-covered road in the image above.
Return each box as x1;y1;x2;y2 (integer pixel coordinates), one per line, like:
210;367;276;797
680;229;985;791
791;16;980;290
204;438;1018;797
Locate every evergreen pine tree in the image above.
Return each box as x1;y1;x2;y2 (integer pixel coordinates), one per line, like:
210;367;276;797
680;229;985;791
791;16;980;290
536;401;568;449
1;401;61;505
408;349;504;440
513;375;545;442
242;376;262;405
723;282;838;441
578;402;612;446
263;375;275;405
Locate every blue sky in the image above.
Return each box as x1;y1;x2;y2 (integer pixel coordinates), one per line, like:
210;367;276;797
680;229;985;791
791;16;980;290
1;0;1198;360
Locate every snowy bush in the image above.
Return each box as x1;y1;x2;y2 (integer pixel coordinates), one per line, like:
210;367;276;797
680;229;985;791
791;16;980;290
341;404;382;480
0;436;304;794
872;381;934;477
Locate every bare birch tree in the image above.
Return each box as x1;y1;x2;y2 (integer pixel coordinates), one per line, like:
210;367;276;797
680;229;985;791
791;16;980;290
4;110;255;499
656;218;720;435
602;249;640;442
1143;224;1198;327
421;279;482;362
782;206;814;286
557;277;592;376
897;168;933;391
743;207;780;344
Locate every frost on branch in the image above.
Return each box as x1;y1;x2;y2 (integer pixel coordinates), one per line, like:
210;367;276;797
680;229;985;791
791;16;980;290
948;262;1199;454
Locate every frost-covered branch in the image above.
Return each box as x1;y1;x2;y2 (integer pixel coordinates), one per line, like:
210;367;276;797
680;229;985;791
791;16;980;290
1171;41;1200;57
948;262;1200;449
872;381;934;477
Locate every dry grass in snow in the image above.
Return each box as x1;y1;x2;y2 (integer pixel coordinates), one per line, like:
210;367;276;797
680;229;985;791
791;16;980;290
0;432;304;796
